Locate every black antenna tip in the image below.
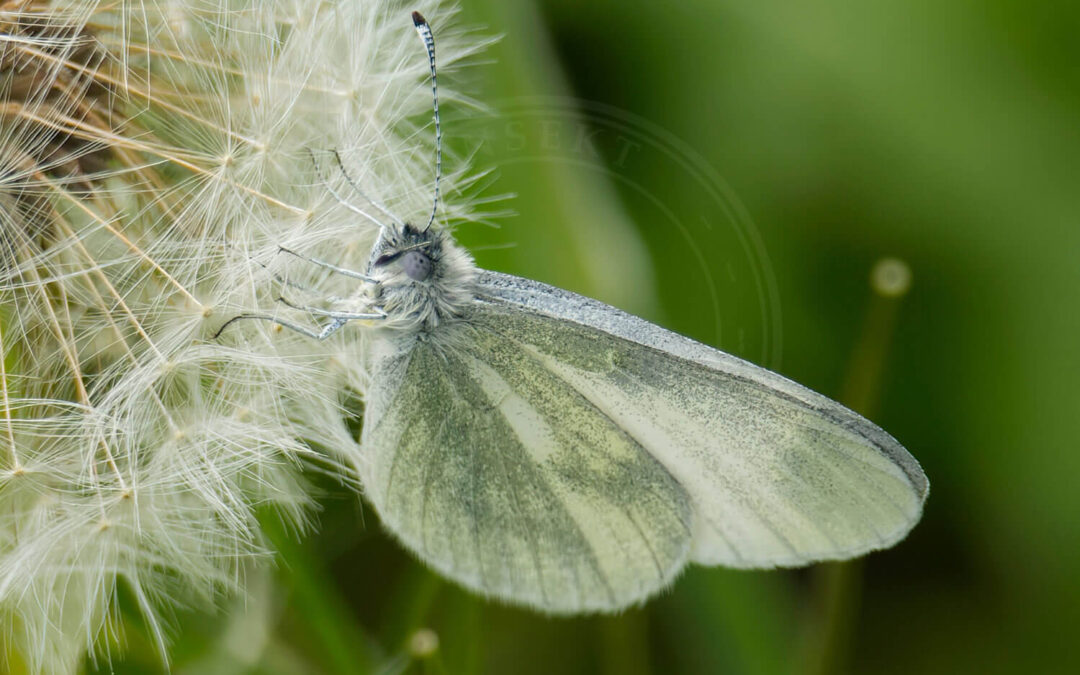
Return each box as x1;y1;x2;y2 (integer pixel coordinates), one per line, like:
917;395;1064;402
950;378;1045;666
412;11;427;27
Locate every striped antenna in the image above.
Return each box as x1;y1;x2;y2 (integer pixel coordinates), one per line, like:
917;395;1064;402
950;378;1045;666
412;11;441;232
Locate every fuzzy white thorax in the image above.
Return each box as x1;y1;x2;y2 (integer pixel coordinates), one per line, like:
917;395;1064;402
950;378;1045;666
356;223;478;337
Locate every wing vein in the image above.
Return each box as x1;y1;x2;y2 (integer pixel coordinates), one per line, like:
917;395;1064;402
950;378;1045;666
419;406;454;569
380;353;415;510
488;318;801;564
480;323;694;542
606;362;802;563
461;353;617;608
625;509;666;583
448;357;553;608
807;427;906;539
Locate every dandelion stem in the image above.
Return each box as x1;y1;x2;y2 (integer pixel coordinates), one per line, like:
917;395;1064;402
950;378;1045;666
380;566;443;652
260;513;379;674
598;611;651;675
797;257;912;675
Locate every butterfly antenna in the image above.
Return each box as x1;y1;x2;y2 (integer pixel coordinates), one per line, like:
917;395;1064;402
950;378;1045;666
413;11;441;232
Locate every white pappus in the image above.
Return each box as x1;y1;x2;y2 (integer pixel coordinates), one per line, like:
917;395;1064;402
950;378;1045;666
220;11;928;614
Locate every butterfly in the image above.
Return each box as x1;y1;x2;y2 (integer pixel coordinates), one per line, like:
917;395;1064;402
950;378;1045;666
217;11;927;613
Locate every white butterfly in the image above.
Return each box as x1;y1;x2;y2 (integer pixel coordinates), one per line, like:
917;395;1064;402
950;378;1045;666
219;11;927;614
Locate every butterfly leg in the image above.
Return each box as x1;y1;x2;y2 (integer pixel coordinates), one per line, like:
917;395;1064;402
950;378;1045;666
276;245;374;283
250;255;344;302
212;314;335;340
275;295;386;321
212;310;382;340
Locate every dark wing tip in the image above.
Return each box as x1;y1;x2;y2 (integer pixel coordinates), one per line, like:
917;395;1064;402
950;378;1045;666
412;11;427;26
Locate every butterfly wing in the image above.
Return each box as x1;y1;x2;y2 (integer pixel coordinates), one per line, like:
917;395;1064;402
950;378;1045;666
474;271;928;567
361;319;694;613
360;271;928;613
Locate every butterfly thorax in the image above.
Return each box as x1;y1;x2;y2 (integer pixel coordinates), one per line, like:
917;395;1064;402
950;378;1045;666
361;223;477;335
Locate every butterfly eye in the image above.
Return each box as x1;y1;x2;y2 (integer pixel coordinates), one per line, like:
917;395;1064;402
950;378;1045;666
401;250;433;281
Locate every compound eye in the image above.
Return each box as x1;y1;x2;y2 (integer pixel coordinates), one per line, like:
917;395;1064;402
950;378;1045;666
401;250;433;281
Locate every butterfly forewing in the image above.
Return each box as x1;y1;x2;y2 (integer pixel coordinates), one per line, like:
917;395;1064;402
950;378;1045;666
474;271;927;568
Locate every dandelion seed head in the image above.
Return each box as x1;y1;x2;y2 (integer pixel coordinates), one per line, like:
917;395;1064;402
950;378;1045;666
0;0;481;670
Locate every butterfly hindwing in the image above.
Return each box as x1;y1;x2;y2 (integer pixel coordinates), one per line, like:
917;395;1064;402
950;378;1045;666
362;323;694;613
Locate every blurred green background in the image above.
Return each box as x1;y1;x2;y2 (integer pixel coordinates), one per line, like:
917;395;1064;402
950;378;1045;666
104;0;1080;673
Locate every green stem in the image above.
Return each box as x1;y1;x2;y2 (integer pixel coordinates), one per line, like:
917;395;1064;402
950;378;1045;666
598;610;652;675
798;258;911;675
261;512;380;674
379;565;444;652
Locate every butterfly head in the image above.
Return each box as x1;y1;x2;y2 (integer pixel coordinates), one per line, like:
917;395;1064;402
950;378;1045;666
367;223;436;280
364;223;477;334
